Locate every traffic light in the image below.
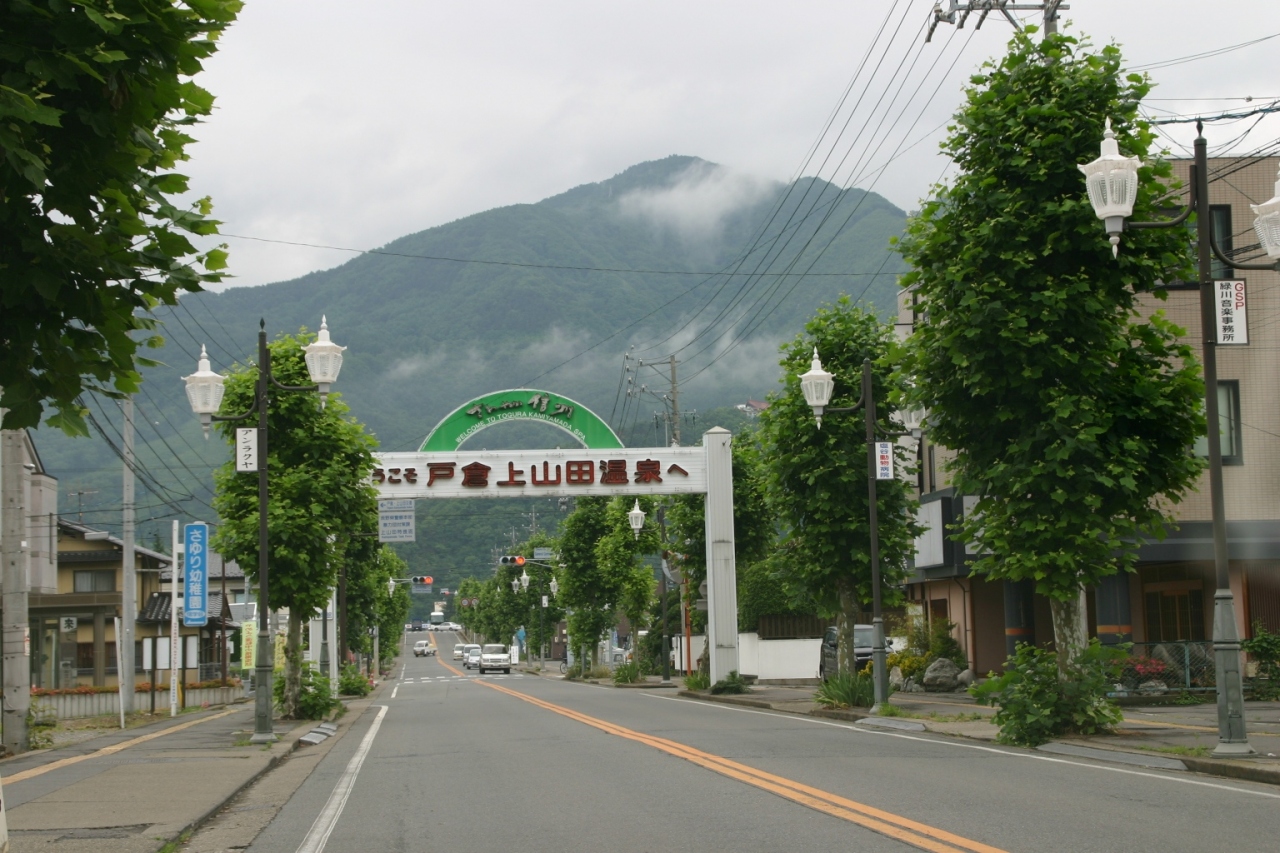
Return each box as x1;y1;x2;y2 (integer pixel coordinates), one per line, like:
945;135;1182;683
498;556;525;567
411;575;433;584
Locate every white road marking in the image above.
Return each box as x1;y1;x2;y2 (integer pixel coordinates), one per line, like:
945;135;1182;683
294;704;389;853
641;693;1280;801
390;684;399;699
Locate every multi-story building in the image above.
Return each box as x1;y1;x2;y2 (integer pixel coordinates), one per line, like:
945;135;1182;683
905;155;1280;676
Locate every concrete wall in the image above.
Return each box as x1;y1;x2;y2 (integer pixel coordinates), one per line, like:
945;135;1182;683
674;633;821;681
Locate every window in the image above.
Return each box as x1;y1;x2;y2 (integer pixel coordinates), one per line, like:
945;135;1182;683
1210;204;1233;282
1144;585;1206;642
1193;380;1242;465
73;570;115;593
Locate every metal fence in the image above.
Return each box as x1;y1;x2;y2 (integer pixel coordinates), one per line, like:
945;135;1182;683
1117;641;1215;694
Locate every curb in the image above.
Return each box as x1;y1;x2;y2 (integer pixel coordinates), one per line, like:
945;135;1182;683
675;690;778;710
1181;756;1280;786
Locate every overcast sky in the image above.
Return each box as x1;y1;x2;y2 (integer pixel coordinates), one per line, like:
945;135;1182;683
184;1;1280;290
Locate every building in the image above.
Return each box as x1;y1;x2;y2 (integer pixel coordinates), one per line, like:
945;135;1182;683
904;155;1280;676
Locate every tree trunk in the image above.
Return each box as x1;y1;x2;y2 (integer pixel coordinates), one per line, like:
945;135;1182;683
836;576;858;675
1049;587;1088;677
283;610;303;718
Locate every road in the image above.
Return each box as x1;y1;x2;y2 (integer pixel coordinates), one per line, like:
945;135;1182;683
223;633;1280;853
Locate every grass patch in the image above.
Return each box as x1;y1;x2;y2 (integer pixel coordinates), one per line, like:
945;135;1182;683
1134;744;1213;758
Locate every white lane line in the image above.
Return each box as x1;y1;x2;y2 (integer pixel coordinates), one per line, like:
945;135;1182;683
640;693;1280;801
295;704;389;853
390;684;399;699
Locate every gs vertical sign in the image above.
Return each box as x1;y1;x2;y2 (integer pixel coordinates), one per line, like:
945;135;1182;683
184;522;209;627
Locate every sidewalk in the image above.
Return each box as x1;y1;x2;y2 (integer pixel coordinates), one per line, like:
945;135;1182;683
0;685;383;853
676;682;1280;786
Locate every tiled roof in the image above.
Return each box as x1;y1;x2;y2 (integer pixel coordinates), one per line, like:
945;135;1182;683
137;592;237;628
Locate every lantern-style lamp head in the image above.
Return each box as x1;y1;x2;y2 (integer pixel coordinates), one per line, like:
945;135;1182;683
899;406;927;440
519;569;530;590
799;348;835;428
1250;167;1280;260
1078;118;1141;258
628;500;646;539
511;577;520;593
303;316;346;407
549;577;559;597
183;345;226;439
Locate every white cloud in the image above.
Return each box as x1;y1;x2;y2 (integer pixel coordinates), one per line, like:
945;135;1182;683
616;161;780;244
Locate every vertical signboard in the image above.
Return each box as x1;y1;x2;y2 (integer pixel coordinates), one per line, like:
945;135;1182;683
379;499;416;542
874;442;894;480
184;522;209;627
236;428;259;472
1215;280;1248;345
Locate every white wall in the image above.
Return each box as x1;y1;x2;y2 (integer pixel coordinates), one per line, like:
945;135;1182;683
672;632;821;681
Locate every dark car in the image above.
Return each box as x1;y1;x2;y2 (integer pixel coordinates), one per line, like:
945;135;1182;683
818;624;877;680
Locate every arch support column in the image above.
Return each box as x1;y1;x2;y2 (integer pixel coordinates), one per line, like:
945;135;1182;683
704;428;738;682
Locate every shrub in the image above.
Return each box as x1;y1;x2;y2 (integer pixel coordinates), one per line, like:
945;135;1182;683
273;665;337;720
684;671;711;691
970;639;1126;747
814;672;875;709
710;670;749;695
338;665;372;697
887;650;929;679
1243;621;1280;700
613;661;642;685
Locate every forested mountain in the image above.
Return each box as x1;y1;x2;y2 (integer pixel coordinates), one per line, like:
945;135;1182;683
34;156;908;586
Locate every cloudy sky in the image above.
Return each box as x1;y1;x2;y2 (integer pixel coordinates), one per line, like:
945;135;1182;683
185;1;1280;290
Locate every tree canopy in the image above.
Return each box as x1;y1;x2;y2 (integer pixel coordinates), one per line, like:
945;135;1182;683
209;329;379;715
757;297;918;673
895;30;1205;659
0;0;239;433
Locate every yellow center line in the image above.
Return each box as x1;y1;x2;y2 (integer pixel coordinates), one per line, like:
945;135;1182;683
479;679;1007;853
4;707;240;784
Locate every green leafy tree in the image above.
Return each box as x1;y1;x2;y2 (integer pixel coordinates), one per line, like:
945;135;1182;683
556;497;614;668
896;30;1205;671
344;543;411;671
595;497;661;658
0;0;240;433
210;331;379;718
757;297;919;675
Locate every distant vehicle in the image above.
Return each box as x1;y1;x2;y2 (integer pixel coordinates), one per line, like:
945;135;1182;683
453;643;466;661
413;640;434;657
479;644;511;674
411;619;423;632
430;612;445;627
462;645;481;669
819;625;875;681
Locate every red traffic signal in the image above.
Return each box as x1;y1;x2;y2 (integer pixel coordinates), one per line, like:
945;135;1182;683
499;555;525;566
411;576;433;584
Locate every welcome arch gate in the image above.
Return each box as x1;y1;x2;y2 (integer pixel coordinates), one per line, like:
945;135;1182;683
372;389;740;680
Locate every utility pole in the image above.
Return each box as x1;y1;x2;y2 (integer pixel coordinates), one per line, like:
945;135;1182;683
926;1;1067;42
628;354;686;447
120;398;136;714
1;429;31;753
68;488;98;523
669;356;680;446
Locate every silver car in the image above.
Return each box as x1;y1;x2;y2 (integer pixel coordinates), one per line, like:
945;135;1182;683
462;644;481;669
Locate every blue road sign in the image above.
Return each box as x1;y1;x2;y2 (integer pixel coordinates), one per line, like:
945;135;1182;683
184;522;209;627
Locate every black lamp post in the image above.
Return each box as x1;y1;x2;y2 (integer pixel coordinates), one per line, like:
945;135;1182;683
1080;122;1280;757
184;317;345;744
800;353;922;712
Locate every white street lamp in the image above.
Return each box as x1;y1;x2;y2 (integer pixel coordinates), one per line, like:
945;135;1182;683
519;569;530;591
1251;167;1280;259
183;316;345;745
1077;118;1141;258
549;577;559;597
303;316;346;406
628;500;646;539
799;349;835;428
183;346;227;438
511;577;520;593
1080;122;1280;757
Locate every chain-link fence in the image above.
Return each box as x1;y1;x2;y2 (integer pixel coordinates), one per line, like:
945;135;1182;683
1117;641;1215;694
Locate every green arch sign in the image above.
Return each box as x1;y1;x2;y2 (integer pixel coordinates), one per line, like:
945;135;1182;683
420;389;625;452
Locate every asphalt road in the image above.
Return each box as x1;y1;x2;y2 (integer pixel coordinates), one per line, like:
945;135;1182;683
243;636;1280;853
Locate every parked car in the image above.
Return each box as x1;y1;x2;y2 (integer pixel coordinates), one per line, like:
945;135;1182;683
479;644;511;674
462;644;481;669
453;643;466;661
413;640;434;657
819;624;877;680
